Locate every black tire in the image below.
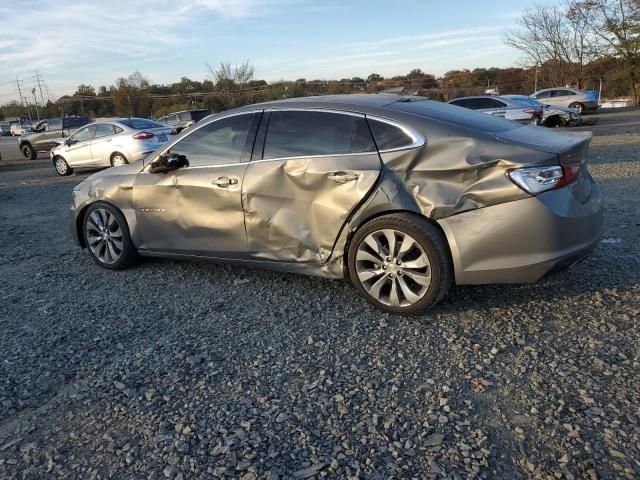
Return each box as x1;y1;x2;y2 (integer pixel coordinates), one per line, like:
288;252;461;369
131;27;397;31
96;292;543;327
545;116;565;128
83;202;139;270
53;156;73;176
347;213;453;315
21;143;37;160
110;152;129;167
569;102;584;114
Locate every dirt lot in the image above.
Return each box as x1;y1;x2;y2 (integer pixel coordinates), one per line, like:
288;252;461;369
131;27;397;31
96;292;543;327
0;110;639;479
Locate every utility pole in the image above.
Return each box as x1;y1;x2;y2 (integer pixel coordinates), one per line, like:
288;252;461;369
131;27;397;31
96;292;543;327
32;88;40;120
15;75;25;108
34;71;46;107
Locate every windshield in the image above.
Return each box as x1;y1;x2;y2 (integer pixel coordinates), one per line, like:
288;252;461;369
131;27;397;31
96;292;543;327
120;118;165;129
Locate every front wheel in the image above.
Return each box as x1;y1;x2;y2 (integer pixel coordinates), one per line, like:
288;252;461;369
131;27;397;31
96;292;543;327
347;213;453;314
83;203;139;270
53;156;73;176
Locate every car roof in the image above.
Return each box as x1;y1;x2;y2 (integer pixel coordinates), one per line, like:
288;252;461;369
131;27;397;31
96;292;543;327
535;87;579;93
239;94;415;110
448;95;504;101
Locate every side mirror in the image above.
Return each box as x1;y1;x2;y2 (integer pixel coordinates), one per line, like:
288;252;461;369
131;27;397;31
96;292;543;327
149;153;189;174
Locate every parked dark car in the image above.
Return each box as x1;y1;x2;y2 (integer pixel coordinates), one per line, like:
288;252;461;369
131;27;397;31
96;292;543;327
70;95;603;314
157;109;209;133
19;116;91;159
0;122;11;136
448;96;543;125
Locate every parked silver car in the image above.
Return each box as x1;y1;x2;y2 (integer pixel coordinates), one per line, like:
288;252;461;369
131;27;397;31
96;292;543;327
50;118;176;176
69;95;603;314
530;88;599;114
448;96;542;125
502;95;580;127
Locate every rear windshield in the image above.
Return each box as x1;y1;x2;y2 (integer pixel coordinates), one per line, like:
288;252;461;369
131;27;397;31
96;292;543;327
388;99;520;133
505;96;541;107
120;118;165;129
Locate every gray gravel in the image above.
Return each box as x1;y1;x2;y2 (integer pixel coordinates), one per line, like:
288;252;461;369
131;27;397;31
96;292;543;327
0;109;639;479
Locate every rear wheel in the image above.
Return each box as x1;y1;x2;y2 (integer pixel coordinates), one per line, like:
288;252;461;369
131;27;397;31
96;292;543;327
21;143;36;160
83;203;138;270
53;156;73;176
569;102;584;114
110;152;128;167
347;213;453;314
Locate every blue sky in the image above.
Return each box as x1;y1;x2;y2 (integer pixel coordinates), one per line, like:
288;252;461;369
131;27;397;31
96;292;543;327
0;0;530;103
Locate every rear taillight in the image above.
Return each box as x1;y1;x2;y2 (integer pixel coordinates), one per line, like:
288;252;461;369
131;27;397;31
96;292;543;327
132;132;155;140
507;164;581;195
523;108;542;117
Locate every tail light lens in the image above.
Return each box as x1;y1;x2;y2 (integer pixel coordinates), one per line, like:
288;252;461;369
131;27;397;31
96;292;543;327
507;164;581;195
132;132;155;140
523;108;542;117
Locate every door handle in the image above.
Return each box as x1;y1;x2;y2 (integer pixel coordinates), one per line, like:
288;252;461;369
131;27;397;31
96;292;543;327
328;171;359;183
214;176;239;187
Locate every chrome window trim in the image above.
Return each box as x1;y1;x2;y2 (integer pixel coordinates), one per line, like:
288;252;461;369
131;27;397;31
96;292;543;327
141;106;425;173
366;114;426;153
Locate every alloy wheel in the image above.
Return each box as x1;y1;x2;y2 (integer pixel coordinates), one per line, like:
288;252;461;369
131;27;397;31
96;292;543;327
85;208;124;264
55;158;68;175
355;229;432;307
112;154;127;167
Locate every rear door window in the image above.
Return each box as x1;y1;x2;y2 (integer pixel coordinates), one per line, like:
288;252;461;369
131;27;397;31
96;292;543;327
94;124;115;138
262;111;376;159
535;91;551;99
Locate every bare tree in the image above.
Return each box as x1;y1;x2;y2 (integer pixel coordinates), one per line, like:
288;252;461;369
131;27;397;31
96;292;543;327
504;3;602;88
570;0;640;104
206;61;255;108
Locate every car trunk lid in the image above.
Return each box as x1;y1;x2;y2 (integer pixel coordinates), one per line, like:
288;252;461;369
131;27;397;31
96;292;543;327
493;126;593;202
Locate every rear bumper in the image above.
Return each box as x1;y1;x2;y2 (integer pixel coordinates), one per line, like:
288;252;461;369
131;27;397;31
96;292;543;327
438;182;603;284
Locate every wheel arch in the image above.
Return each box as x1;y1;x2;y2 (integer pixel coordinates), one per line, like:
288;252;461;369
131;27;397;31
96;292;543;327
75;199;130;249
342;208;454;279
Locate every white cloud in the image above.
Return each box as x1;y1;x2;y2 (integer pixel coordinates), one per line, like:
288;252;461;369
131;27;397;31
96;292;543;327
0;0;280;100
346;26;506;51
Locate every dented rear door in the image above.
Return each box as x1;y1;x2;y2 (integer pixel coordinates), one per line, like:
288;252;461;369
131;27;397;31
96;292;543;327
243;109;382;264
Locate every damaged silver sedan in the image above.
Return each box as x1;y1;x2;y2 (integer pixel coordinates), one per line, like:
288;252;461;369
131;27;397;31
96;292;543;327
70;95;603;314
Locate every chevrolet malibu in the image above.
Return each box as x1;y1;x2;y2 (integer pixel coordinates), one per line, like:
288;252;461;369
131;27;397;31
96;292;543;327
70;95;603;314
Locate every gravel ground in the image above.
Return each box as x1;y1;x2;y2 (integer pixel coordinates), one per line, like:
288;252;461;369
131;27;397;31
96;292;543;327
0;109;638;479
